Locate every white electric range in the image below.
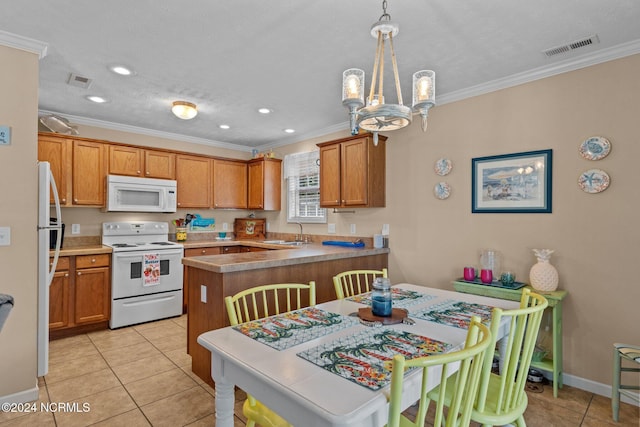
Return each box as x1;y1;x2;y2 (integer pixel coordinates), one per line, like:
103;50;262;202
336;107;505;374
102;221;184;328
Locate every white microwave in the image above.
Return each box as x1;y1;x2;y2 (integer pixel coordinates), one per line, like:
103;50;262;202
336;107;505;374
106;175;177;213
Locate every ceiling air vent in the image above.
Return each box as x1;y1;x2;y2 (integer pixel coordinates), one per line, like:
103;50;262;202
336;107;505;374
543;34;600;57
67;73;93;89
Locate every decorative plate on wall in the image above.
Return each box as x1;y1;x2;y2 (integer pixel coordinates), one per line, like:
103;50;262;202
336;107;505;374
578;169;610;193
434;182;451;199
434;158;452;176
579;136;611;161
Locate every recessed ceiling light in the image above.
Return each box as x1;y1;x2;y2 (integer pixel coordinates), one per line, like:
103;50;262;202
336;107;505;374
219;124;230;129
284;128;295;133
258;108;272;114
86;95;107;103
110;65;133;76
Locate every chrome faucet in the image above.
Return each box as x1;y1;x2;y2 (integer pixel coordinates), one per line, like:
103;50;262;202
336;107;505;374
295;222;304;242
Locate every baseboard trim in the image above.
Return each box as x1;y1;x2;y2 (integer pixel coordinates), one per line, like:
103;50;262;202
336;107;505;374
558;372;639;406
0;381;39;404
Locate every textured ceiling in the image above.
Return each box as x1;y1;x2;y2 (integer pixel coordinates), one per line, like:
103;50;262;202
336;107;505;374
2;1;640;151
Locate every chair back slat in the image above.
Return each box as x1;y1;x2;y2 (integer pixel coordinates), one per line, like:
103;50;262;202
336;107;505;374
333;268;388;299
225;282;316;326
387;316;492;427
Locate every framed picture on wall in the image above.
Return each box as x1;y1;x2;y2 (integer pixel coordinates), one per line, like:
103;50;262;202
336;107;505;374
472;149;552;213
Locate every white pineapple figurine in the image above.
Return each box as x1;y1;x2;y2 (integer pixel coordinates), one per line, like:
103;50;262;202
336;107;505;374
529;249;559;291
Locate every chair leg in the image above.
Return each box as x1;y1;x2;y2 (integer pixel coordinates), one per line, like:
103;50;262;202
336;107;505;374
612;347;621;422
515;414;527;426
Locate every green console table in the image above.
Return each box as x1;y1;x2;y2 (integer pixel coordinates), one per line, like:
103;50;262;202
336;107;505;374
452;279;568;397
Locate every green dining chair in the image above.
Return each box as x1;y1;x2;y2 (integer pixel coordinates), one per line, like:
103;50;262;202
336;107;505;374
427;288;548;427
612;343;640;422
387;315;493;427
333;268;388;299
224;281;316;427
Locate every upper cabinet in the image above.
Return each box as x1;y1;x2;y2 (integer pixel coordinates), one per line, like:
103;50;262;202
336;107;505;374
38;134;106;206
213;159;247;209
248;158;282;210
317;134;386;208
175;154;211;208
108;145;176;179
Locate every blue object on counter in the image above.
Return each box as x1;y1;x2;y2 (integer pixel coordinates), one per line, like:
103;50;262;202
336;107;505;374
322;240;365;248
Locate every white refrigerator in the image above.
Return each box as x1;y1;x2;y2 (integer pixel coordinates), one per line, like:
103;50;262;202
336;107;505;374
37;161;62;377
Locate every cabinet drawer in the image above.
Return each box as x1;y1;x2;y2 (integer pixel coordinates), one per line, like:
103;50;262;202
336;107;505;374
185;247;221;257
50;256;70;271
76;254;110;269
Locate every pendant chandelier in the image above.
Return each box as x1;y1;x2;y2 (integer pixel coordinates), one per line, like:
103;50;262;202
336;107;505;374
342;0;435;141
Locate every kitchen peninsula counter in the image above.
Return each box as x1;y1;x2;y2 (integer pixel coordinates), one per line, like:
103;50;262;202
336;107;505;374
183;241;389;386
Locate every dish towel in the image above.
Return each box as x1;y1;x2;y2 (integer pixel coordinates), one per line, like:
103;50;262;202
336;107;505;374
143;254;160;286
0;293;14;332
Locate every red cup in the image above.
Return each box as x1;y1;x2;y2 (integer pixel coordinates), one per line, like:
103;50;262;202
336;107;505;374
480;269;493;284
463;267;476;281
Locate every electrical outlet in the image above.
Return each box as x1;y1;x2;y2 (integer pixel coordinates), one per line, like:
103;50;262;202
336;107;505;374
328;223;336;234
0;227;10;246
71;224;80;235
200;285;207;303
222;223;229;231
382;224;390;235
350;224;356;234
266;222;270;231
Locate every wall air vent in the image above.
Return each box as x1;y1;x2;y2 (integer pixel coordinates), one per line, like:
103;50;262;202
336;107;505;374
543;34;600;57
67;73;93;89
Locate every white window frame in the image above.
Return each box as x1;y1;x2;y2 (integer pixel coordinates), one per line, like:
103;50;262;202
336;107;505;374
284;151;326;224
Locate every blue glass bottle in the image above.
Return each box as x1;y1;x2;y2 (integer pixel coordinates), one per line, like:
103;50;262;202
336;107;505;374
371;278;392;317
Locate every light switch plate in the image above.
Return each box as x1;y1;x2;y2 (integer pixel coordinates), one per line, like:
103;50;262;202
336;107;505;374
328;223;336;234
382;224;389;235
0;126;11;146
350;224;356;234
0;227;10;245
200;285;207;303
71;224;80;234
222;223;229;231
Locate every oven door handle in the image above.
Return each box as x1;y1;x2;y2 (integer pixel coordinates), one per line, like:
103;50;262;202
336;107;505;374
112;248;184;259
120;294;177;307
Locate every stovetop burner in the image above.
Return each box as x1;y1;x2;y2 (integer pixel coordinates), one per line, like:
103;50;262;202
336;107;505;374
111;243;139;248
150;242;175;246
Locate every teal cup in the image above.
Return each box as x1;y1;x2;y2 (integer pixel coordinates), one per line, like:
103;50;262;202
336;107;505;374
500;272;515;285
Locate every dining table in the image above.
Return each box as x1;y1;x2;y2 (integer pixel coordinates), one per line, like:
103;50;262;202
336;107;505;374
197;283;520;427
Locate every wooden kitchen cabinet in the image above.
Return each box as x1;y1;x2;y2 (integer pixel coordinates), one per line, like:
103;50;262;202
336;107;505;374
248;158;282;210
109;145;176;179
72;140;106;206
38;135;107;207
317;134;386;208
38;135;71;205
49;254;111;337
49;257;70;330
176;154;211;208
213;159;247;209
74;254;110;325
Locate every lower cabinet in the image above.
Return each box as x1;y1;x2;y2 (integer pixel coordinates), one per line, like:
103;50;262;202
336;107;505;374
49;254;111;335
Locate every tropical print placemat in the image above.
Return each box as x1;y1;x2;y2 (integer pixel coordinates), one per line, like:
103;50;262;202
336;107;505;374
411;299;494;329
232;307;358;351
297;328;452;391
346;288;436;309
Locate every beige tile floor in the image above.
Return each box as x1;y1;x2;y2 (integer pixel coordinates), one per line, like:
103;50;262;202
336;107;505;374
1;314;637;426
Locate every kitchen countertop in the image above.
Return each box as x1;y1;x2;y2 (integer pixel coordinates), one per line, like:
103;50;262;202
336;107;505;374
52;245;112;256
181;242;389;273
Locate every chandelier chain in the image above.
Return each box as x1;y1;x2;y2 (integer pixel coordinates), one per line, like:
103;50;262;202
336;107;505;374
379;0;391;21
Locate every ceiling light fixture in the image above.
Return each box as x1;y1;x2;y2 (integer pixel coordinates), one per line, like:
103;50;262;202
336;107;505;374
172;101;198;120
342;0;435;143
219;124;230;129
284;128;295;134
86;95;107;103
258;108;271;114
110;65;133;76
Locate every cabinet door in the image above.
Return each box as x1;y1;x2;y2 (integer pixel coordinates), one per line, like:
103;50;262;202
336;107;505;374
213;159;247;209
72;140;106;206
38;135;71;205
247;161;264;209
341;138;368;206
176;154;211;208
248;159;282;210
74;266;110;324
145;150;176;179
319;144;341;207
49;270;70;330
109;145;144;177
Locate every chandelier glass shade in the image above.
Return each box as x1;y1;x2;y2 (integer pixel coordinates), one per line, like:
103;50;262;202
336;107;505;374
171;101;198;120
342;1;435;136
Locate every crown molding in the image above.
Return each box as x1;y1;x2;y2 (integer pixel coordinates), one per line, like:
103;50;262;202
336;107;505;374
0;30;48;59
438;39;640;105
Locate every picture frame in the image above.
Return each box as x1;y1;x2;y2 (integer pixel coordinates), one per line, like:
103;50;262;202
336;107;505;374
472;149;552;213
